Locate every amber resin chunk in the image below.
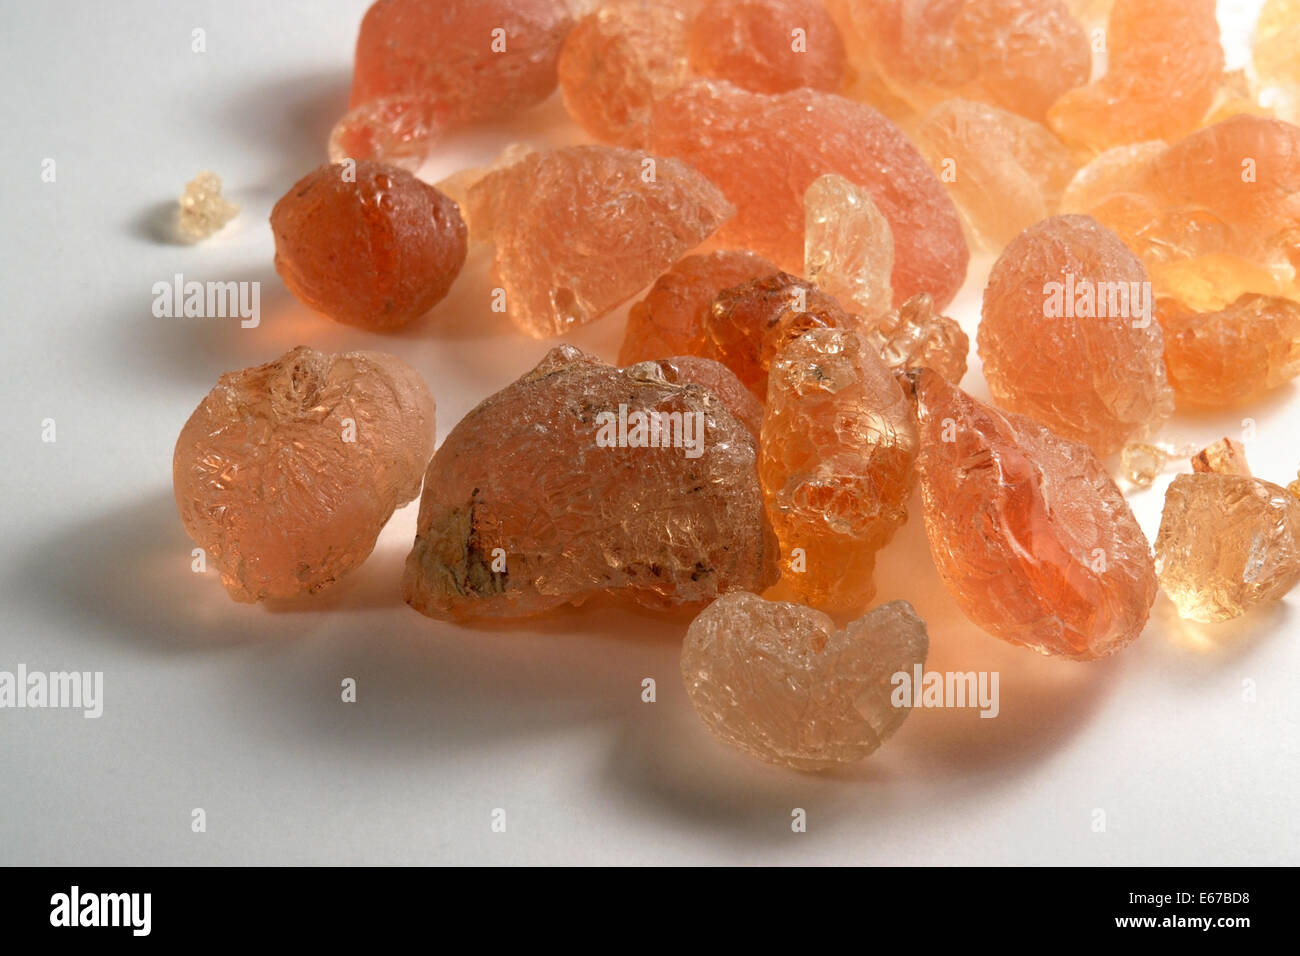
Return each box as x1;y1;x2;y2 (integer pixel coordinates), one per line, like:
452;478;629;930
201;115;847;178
341;0;574;164
178;171;239;240
403;346;778;620
174;347;435;603
911;99;1076;251
1155;473;1300;623
907;368;1157;659
760;329;918;615
866;293;969;384
1060;116;1300;312
687;0;846;94
271;162;467;330
617;250;777;367
839;0;1091;123
558;0;694;147
1191;438;1251;477
1157;295;1300;406
1048;0;1223;151
681;592;928;770
705;272;857;398
804;173;894;320
466;145;733;338
649;81;969;307
979;215;1173;455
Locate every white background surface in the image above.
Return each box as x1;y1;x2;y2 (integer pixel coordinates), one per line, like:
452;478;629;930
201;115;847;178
1;0;1295;866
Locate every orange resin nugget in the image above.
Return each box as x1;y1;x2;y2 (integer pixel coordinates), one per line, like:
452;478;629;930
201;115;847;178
907;369;1157;660
760;328;918;615
271;162;467;330
174;347;435;603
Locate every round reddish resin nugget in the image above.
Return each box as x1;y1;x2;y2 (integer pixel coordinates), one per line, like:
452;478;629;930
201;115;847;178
271;162;467;330
687;0;847;94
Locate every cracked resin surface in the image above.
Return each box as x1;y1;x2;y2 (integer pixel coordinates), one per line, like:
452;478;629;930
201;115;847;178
908;369;1156;659
174;347;435;603
1156;473;1300;622
1047;0;1223;151
466;145;733;337
649;81;968;306
979;215;1173;455
271;161;467;330
403;346;778;620
912;99;1077;251
642;355;765;437
687;0;846;94
866;293;969;383
681;592;928;770
618;250;777;366
805;173;894;320
1157;295;1300;406
340;0;574;164
558;0;695;147
840;0;1090;123
761;329;918;615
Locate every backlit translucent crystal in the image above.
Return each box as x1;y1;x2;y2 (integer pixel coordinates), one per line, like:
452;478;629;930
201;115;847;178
649;80;969;306
911;99;1077;251
174;347;435;603
466;145;733;337
681;592;928;770
1047;0;1223;151
1191;438;1251;477
804;173;894;320
1155;473;1300;622
865;293;969;383
1157;294;1300;406
617;250;778;366
907;368;1157;659
760;329;918;615
1253;0;1300;123
403;346;778;620
178;171;239;240
979;215;1174;455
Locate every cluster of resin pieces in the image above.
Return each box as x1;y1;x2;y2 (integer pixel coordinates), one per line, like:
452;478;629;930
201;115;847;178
168;0;1300;773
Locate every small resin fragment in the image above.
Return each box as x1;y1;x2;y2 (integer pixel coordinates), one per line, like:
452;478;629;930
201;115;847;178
1155;473;1300;622
1047;0;1223;151
686;0;846;95
907;368;1157;659
403;346;779;620
347;0;573;152
466;145;733;337
327;95;445;171
174;346;435;603
1120;443;1166;488
841;0;1091;123
641;355;765;437
804;173;894;319
979;215;1174;455
864;293;968;384
649;81;969;306
271;162;467;330
557;0;694;147
618;250;778;367
1191;438;1251;477
760;329;918;615
178;171;239;240
705;272;857;398
911;99;1077;251
1157;295;1300;407
681;592;929;770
